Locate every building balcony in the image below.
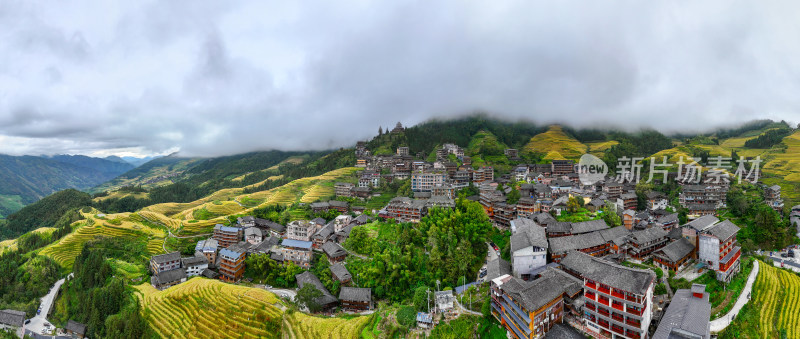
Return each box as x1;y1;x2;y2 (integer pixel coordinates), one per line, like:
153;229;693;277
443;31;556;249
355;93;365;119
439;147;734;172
626;307;644;317
611;290;625;299
611;302;624;312
612;325;625;335
586;303;596;312
626;329;642;339
611;314;624;322
597;297;610;307
585;291;596;300
626;318;641;328
586;281;596;289
598;308;610;317
598;286;610;294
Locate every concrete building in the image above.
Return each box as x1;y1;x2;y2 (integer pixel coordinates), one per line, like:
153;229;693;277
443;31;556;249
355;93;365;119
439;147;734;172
219;243;247;282
411;171;447;192
182;255;209;277
653;284;711;339
698;220;741;283
195;238;219;266
150;251;181;274
509;218;548;280
213;224;243;249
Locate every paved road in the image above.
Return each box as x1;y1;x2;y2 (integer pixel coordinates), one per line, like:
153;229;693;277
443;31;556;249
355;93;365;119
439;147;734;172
26;274;70;336
454;299;482;317
709;260;759;333
659;267;673;299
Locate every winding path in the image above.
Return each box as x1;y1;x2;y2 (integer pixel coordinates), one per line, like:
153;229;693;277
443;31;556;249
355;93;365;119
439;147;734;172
709;260;760;333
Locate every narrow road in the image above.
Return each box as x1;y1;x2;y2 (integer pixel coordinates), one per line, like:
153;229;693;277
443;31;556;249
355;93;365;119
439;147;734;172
26;274;72;335
660;267;673;298
709;260;759;333
454;299;482;316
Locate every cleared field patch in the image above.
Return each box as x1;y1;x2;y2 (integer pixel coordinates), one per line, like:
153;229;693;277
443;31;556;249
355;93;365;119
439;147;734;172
285;311;372;339
134;278;282;339
299;184;334;204
523;125;587;160
0;239;17;253
587;140;619;155
93;191;149;202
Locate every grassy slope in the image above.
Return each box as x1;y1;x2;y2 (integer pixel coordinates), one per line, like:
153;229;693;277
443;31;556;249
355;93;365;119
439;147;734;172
92;156;202;193
522;125;588;160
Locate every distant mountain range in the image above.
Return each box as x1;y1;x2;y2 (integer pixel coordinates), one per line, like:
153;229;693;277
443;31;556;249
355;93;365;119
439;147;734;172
0;154;136;217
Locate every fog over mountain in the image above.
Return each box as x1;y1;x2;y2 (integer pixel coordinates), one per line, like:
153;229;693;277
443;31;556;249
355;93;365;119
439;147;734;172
1;1;799;157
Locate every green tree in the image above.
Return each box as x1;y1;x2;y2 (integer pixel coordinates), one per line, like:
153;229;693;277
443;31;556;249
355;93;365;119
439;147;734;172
295;284;323;313
413;286;429;311
506;188;521;205
602;202;621;227
566;196;581;214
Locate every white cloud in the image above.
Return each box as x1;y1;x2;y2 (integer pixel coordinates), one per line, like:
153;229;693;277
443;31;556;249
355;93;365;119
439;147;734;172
0;0;799;157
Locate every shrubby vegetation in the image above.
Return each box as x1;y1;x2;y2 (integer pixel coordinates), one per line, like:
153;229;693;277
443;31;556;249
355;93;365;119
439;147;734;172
0;189;91;240
0;251;61;317
725;184;796;251
345;199;492;302
744;126;793;148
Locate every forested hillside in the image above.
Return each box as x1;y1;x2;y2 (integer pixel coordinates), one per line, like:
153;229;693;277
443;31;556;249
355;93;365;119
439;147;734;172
0;155;132;217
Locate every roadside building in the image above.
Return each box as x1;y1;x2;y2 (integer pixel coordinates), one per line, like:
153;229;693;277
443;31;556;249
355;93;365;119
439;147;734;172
65;320;87;339
339;287;373;312
698;220;741;283
490;268;582;338
653;284;711;339
559;251;656;339
295;272;339;312
0;309;25;333
509;218;548;280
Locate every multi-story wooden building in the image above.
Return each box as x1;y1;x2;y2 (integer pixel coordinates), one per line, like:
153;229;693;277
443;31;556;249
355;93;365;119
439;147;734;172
551;160;575;176
335;182;355;197
627;227;669;260
548;226;630;262
330;262;352;285
151;268;187;290
218;243;247;282
473;166;494;184
195;238;219;266
384;197;427;222
560;251;656;339
653;238;695;272
213;224;243;249
339;287;373;312
490;268;582;338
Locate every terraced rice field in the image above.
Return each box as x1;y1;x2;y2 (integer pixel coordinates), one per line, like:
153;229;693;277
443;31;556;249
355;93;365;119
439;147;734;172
751;262;800;338
762;130;800;178
299;184;334;203
586;140;619;155
284;312;371;339
134;278;282;339
523;125;587;159
0;239;16;253
40;218;163;268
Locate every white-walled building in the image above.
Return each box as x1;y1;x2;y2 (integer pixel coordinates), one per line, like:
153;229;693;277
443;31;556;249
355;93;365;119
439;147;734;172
509;218;548;280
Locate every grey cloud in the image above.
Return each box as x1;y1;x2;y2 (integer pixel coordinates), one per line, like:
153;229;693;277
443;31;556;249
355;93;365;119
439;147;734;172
0;0;799;157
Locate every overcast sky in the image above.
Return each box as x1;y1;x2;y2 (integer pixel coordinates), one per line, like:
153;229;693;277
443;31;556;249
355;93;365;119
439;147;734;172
1;1;799;157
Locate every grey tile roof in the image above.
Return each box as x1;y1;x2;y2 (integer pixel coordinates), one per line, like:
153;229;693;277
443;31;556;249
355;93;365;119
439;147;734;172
548;226;629;255
547;221;572;234
329;200;349;208
684;215;719;231
510;218;548;251
245;227;263;238
313;223;334;240
151;251;181;265
559;251;655;295
0;309;25;327
311;217;327;225
181;255;209;267
152;268;187;286
653;287;711;339
620;192;638;200
330;263;352;282
499;267;581;312
485;258;512;282
704;220;739;241
629;227;668;245
657;213;679;225
544;323;586;339
201;268;219;279
339;287;371;303
322;241;347;258
255;218;285;232
295;271;338;306
65;320;87;334
570;219;609;234
657;238;695;263
687;203;716;211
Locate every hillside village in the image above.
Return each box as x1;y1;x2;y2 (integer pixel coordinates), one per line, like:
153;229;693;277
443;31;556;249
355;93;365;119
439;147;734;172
2;121;800;339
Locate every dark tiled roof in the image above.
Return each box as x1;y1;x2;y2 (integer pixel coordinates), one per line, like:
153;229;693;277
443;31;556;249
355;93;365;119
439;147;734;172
330;263;352;281
620;192;638;200
687;203;716;211
329;200;349;208
151;251;181;264
653;287;711;339
322;241;347;258
201;269;219;279
657;213;679;225
629;227;668;245
657;238;695;263
295;271;338;306
559;251;655;295
548;226;629;255
339;287;371;303
485;258;511;282
500;268;581;312
666;227;683;240
570;219;609;234
311;217;327;225
66;320;87;334
544;323;585;339
547;221;572;234
684;215;719;231
182;255;209;267
0;309;25;327
255;218;285;232
313;224;334;240
152;268;187;286
510;218;548;250
704;220;739;241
